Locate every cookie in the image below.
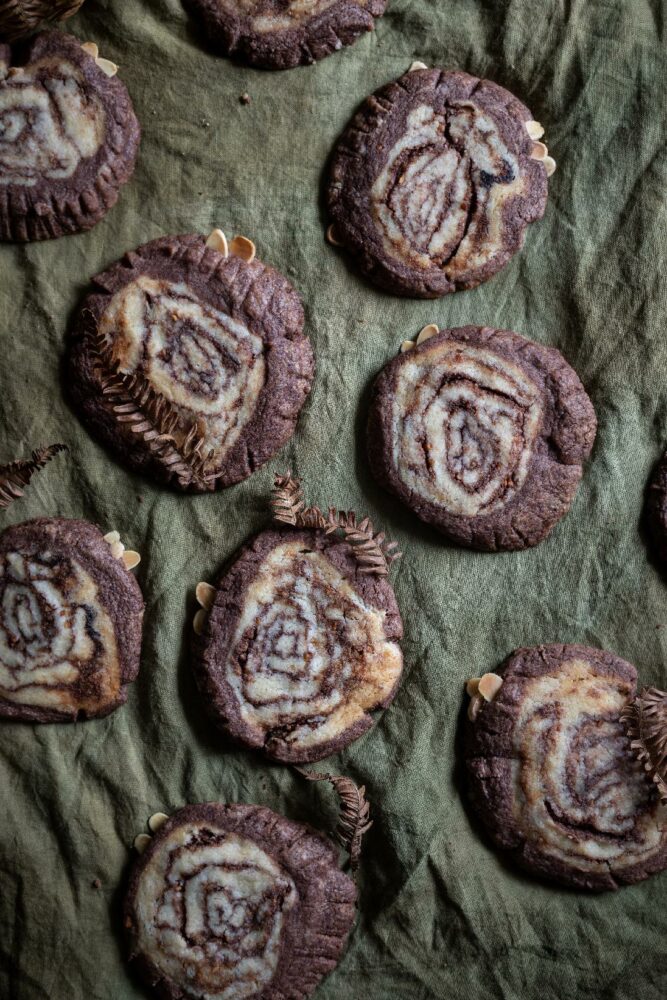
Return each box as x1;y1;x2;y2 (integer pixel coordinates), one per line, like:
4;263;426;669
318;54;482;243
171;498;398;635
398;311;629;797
367;325;596;551
0;518;144;722
0;31;140;242
193;527;403;763
0;2;85;42
184;0;386;70
124;802;357;1000
465;644;667;890
67;234;314;492
646;450;667;562
327;67;551;297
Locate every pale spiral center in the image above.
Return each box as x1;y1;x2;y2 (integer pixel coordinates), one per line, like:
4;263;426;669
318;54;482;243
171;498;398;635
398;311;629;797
135;824;297;1000
392;340;542;517
0;549;120;713
0;57;105;187
100;276;266;460
513;660;667;870
231;0;349;33
226;540;402;750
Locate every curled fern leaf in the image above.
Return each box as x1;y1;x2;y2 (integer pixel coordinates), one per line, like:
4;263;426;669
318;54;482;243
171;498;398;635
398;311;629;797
0;444;67;510
295;767;372;872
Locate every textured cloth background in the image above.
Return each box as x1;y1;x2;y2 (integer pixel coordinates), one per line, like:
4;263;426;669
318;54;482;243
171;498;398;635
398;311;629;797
0;1;666;998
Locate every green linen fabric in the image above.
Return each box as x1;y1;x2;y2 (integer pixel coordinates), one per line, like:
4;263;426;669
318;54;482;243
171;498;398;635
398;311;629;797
1;0;666;997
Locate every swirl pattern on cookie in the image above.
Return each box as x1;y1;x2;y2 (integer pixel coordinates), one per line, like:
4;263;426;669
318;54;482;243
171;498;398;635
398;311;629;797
466;646;667;889
367;326;597;551
126;804;357;1000
327;69;548;297
0;518;144;722
101;276;266;463
0;56;105;186
196;530;403;762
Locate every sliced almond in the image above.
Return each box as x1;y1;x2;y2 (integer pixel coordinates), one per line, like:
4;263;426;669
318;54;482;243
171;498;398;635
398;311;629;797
525;120;545;140
148;812;169;833
326;224;343;247
478;672;504;702
122;550;141;570
95;57;118;78
110;541;125;560
416;323;439;345
400;340;416;353
229;235;256;263
206;229;229;257
409;61;428;71
134;833;152;854
543;155;557;177
466;678;481;697
467;694;483;722
193;608;207;635
81;42;99;59
195;582;216;610
103;530;120;544
530;141;548;161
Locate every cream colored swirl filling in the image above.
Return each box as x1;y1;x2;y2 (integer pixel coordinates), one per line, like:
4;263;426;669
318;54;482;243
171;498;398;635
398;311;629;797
512;660;667;871
0;549;120;713
228;0;347;33
391;340;542;517
371;102;527;276
135;823;297;1000
0;58;105;187
226;540;402;750
100;277;266;461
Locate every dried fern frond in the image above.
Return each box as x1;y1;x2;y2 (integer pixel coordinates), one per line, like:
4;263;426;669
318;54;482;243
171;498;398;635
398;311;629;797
0;0;84;40
295;767;372;872
270;473;401;576
89;327;214;490
0;443;67;510
621;687;667;804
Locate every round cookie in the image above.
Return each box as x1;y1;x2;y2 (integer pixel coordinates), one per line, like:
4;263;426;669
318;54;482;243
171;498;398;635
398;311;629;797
67;234;314;492
124;802;357;1000
0;31;140;242
646;450;667;562
367;325;596;551
194;527;404;763
327;67;549;297
184;0;386;70
0;518;144;722
465;644;667;891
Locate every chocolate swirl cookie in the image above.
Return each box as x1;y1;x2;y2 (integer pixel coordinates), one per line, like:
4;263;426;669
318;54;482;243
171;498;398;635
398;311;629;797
327;68;549;297
194;528;403;762
67;235;314;492
184;0;386;70
124;802;356;1000
367;325;597;551
465;644;667;890
0;518;144;722
0;30;140;242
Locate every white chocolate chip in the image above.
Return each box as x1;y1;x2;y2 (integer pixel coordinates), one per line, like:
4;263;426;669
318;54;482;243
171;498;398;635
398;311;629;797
409;61;428;71
122;550;141;570
229;235;256;263
195;582;216;610
110;541;125;560
81;42;99;59
478;672;504;702
134;833;152;854
467;694;483;722
326;224;343;246
543;155;557;177
416;323;439;345
103;530;120;544
193;608;207;635
206;229;229;257
466;678;481;697
148;812;169;833
525;120;545;140
400;340;415;353
95;57;118;78
530;141;548;160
